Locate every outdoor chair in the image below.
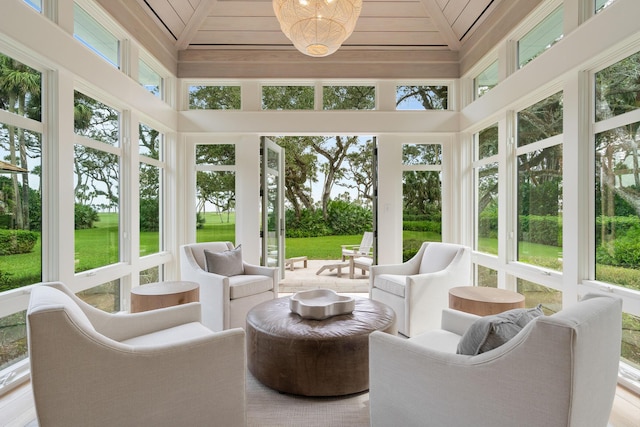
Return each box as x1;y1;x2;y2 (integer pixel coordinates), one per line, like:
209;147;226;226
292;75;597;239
341;231;374;278
341;231;373;261
27;282;246;427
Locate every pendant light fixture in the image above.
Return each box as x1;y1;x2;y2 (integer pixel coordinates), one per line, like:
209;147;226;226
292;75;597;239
273;0;363;57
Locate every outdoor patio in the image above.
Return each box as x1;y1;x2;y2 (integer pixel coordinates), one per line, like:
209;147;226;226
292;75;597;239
278;259;370;294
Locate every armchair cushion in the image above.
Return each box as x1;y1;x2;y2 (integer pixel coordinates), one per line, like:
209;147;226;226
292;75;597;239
373;274;406;297
457;305;544;355
228;274;274;299
120;322;214;346
204;244;244;276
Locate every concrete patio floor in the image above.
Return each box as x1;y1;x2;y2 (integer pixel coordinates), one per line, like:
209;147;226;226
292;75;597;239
278;259;369;294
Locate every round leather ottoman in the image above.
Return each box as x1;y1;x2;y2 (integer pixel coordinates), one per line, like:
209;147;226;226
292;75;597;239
246;296;396;397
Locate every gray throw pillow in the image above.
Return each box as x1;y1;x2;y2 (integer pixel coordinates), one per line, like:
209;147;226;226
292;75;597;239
204;245;244;276
456;305;544;356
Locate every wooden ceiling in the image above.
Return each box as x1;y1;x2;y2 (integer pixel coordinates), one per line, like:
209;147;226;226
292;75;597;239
138;0;497;52
99;0;543;78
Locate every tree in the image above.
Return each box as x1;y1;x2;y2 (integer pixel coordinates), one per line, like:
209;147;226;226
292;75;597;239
0;54;41;230
73;92;120;210
341;138;374;205
311;135;360;218
595;51;640;219
195;144;236;222
323;86;375;110
189;85;241;110
396;85;448;109
139;125;161;231
196;171;235;222
401;144;443;220
271;136;317;219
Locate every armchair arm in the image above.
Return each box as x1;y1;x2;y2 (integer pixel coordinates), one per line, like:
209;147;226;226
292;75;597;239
244;262;279;294
440;308;480;336
370;260;419;276
402;270;455;336
243;262;273;275
95;302;203;342
184;268;230;331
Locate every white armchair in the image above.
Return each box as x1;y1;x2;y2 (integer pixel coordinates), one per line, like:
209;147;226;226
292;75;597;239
369;293;622;427
180;242;278;331
369;242;471;337
27;282;247;427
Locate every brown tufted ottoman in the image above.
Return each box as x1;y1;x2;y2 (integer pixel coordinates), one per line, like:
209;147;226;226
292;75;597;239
246;296;396;397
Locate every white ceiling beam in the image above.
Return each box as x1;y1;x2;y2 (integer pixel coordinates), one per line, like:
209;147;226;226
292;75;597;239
175;0;218;50
419;0;462;50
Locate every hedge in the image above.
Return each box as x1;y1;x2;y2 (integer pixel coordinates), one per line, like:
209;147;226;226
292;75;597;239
0;229;38;255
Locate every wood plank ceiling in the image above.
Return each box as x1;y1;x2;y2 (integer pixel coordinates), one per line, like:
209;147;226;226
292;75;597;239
139;0;497;52
123;0;539;78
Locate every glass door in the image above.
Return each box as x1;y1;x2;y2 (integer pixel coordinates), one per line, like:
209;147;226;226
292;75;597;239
261;137;285;278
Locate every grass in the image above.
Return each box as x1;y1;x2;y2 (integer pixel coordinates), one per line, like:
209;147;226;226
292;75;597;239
0;237;42;289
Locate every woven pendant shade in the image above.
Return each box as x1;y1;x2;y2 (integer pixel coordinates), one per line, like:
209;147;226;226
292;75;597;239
273;0;363;57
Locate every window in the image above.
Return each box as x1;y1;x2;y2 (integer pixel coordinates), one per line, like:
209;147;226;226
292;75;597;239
138;59;162;98
595;51;640;122
518;6;563;68
262;86;314;110
596;0;617;13
196;144;236;243
516;278;562;314
189;85;241;110
139;123;163;256
402;144;442;258
396;86;448;110
474;61;498;99
516;92;563;272
476;265;498;287
323;86;375;110
594;51;640;372
73;91;121;273
0;52;42;388
474;123;499;255
140;266;160;285
76;280;121;312
73;2;119;68
24;0;41;12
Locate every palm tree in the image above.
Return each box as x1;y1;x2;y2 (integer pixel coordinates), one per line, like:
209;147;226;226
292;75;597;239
0;54;41;229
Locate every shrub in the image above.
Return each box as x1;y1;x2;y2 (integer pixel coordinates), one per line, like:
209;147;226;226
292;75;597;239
403;220;441;234
139;198;159;232
285;201;373;237
402;239;423;262
0;229;38;255
596;263;640;292
478;211;498;238
285;208;329;238
326;200;373;235
612;225;640;268
74;203;100;229
595;215;640;246
518;215;561;246
196;212;206;229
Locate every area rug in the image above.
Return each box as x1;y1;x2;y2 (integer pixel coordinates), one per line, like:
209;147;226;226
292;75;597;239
247;371;370;427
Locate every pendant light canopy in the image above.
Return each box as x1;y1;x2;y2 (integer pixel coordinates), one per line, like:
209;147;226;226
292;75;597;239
273;0;363;57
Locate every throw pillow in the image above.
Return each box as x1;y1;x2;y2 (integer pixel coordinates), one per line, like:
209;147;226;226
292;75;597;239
456;305;544;356
204;245;244;276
